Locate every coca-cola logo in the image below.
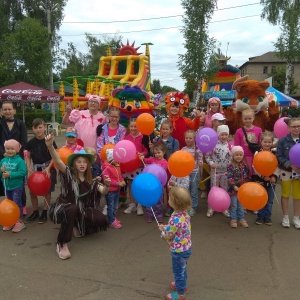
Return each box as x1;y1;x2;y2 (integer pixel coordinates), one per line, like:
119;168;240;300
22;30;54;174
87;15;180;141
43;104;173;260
7;95;22;101
27;95;42;101
1;89;43;95
47;96;61;101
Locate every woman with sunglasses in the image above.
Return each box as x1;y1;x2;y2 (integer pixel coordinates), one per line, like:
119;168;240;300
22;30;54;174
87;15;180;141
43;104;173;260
62;95;107;149
276;117;300;229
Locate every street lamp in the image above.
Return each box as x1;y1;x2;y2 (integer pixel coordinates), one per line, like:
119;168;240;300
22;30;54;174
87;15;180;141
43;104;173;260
39;0;57;122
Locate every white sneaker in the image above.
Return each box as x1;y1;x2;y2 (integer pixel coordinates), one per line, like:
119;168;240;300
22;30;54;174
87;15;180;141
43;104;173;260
222;210;230;218
136;204;144;216
12;221;26;233
293;216;300;229
102;205;107;216
282;216;290;228
206;207;214;218
124;203;136;214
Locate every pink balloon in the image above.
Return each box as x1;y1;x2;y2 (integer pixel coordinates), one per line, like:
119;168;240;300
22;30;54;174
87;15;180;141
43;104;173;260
208;186;231;212
113;140;137;163
274;117;289;138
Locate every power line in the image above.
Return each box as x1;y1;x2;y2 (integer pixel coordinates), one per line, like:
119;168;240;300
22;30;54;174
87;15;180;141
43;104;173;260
60;14;261;37
62;2;260;24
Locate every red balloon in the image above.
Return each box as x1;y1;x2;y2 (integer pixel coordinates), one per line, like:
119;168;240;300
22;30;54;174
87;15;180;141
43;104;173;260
28;172;51;196
120;153;141;173
0;198;20;226
77;138;84;147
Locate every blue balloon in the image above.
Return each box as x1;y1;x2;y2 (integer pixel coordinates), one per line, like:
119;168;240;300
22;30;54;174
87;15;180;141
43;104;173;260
132;173;163;207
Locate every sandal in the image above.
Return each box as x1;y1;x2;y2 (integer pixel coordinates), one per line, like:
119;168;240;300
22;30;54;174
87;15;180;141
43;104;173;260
170;282;188;293
230;220;237;228
166;291;187;300
239;219;249;228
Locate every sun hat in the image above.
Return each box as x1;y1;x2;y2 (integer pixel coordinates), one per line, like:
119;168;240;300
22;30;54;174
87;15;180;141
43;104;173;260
211;113;226;121
65;127;77;137
217;125;229;136
4;139;21;153
67;149;94;166
231;146;244;156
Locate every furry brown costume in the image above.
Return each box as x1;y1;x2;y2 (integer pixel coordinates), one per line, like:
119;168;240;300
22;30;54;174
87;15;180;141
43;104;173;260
224;77;280;133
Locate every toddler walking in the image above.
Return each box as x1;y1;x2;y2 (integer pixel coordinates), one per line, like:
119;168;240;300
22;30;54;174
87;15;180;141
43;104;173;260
158;187;192;300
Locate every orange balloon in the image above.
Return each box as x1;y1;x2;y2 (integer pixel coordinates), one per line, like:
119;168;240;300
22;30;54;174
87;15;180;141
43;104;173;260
253;151;278;176
57;147;73;164
136;113;155;135
238;182;268;211
0;198;20;226
100;144;115;161
168;150;194;177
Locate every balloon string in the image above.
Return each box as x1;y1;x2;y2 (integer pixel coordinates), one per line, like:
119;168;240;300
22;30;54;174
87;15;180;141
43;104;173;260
3;178;7;198
101;160;114;174
43;196;50;209
150;207;159;225
271;184;279;205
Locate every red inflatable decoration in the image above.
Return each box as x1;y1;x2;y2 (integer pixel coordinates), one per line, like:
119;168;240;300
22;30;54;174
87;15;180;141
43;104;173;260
0;198;20;226
120;153;141;173
28;172;51;196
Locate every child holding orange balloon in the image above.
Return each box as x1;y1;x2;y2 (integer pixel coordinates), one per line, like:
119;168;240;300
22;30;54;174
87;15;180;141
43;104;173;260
276;117;300;229
25;118;57;224
62;127;84;153
0;139;26;232
139;143;168;223
182;130;203;217
123;118;148;216
227;146;251;228
252;131;279;226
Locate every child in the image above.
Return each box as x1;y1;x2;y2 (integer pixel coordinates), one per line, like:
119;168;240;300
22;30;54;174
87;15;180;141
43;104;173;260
182;130;203;216
211;113;226;131
85;147;102;178
203;97;224;128
62;127;84;153
151;120;179;159
102;149;125;229
227;146;252;228
276;117;300;229
139;143;168;223
168;175;190;191
0;139;26;232
158;187;192;300
205;125;231;218
253;131;279;226
25;118;57;224
234;108;262;175
123;118;148;216
45;135;110;260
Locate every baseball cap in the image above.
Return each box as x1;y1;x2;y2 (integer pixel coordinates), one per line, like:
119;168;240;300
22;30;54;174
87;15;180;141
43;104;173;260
65;127;77;137
211;113;226;121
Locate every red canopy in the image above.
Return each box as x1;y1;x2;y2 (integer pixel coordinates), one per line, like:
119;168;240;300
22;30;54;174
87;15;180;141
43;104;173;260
0;82;63;102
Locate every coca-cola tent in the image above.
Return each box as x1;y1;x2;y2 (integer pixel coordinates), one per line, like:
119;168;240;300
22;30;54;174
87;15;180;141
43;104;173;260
0;82;63;121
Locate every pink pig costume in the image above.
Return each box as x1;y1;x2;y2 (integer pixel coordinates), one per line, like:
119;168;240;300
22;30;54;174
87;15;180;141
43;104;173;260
68;95;108;149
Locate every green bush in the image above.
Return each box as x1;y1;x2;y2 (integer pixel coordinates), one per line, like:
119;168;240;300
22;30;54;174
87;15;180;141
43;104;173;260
15;110;57;128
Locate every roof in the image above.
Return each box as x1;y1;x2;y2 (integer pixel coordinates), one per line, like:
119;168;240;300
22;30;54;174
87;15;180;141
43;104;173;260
239;51;288;69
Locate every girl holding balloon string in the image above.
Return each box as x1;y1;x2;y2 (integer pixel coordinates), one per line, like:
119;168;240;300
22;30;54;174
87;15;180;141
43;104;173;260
139;143;168;223
123;118;148;216
276;117;300;229
0;139;26;232
252;131;280;226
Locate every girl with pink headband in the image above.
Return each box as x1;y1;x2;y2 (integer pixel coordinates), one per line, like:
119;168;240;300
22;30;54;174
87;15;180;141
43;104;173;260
203;97;224;128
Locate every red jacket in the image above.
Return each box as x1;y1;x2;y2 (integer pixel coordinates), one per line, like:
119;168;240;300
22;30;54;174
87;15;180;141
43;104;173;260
102;161;124;192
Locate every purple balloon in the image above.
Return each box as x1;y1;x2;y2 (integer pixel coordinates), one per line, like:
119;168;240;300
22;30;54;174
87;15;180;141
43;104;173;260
143;164;168;186
196;128;218;153
274;117;289;139
208;186;231;212
289;144;300;168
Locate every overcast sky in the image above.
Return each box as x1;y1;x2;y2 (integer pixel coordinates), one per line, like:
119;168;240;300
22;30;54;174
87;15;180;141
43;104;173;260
58;0;280;91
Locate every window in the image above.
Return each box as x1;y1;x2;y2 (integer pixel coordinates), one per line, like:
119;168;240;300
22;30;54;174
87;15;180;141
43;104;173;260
263;66;268;74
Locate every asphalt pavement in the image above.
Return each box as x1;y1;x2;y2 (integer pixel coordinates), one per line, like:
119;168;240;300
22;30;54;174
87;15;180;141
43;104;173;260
1;134;300;300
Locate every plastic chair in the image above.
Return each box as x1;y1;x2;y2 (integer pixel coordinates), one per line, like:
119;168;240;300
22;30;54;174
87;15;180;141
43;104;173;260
46;122;62;136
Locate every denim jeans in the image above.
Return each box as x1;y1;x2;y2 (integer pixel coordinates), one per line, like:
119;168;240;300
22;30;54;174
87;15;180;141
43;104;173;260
172;248;192;295
230;195;244;220
6;186;23;219
257;184;275;219
189;172;199;209
106;191;119;224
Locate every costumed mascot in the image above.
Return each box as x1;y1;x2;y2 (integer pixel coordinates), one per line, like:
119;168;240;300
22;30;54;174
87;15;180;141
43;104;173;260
224;76;280;133
165;91;202;148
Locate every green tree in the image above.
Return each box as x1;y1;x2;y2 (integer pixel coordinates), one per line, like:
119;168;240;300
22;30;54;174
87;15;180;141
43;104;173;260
269;66;299;95
178;0;217;101
151;79;162;94
261;0;300;94
161;85;178;95
0;18;50;87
